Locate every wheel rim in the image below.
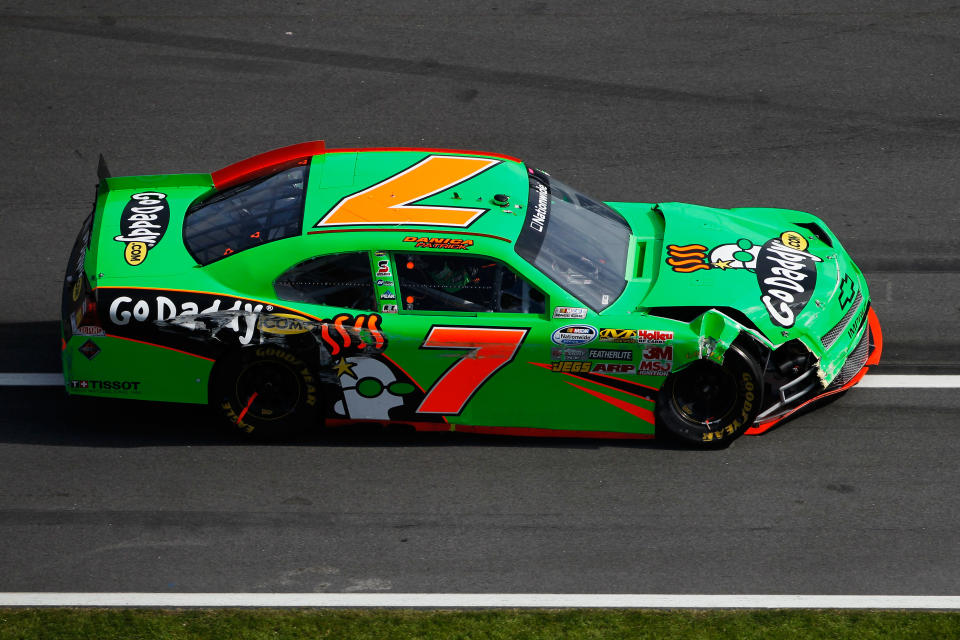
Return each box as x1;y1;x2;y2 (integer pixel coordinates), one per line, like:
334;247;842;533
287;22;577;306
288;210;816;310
670;360;738;426
235;360;302;422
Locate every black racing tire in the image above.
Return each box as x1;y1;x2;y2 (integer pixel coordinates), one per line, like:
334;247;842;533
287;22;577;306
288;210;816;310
655;345;762;448
211;346;322;439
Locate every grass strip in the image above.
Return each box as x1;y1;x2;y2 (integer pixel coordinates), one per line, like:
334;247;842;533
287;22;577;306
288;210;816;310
1;609;960;639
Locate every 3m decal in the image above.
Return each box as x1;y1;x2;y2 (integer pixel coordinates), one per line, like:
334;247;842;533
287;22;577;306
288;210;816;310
551;361;591;373
314;155;500;228
589;348;633;361
403;236;473;250
551;325;597;346
417;326;528;415
598;328;637;343
114;192;170;266
553;306;588;320
642;345;673;361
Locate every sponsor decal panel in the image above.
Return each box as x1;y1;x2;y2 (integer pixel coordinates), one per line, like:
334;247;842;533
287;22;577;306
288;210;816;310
376;259;392;277
589;348;633;361
553;306;587;320
102;289;387;359
591;363;635;374
381;304;398;313
70;379;141;392
636;360;673;376
551;347;588;361
380;290;396;300
598;328;637;343
114;192;170;266
551;324;597;346
403;236;473;250
551;361;591;373
664;230;822;328
636;329;673;344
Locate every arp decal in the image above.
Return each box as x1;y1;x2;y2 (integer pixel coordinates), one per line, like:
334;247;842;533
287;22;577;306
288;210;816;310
591;363;635;374
403;236;473;250
114;192;170;266
598;328;637;343
551;324;597;346
314;155;501;228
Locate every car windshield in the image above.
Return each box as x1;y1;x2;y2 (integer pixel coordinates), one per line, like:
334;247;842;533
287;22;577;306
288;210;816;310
515;169;630;312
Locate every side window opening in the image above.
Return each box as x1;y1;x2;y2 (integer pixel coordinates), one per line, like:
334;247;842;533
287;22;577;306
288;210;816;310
397;253;545;314
274;252;375;310
184;164;308;265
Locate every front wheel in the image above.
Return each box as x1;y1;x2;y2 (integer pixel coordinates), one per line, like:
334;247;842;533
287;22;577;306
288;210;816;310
212;346;321;438
655;345;762;448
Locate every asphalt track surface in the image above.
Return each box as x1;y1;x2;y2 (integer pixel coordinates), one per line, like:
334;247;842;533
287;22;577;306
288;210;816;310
1;3;959;598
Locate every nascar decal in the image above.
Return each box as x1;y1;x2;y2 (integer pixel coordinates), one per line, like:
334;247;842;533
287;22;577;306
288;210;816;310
553;306;587;320
114;192;170;266
403;236;473;250
551;324;597;346
314;155;501;228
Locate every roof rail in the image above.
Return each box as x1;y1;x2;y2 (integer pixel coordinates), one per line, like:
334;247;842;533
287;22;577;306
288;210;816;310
211;140;325;191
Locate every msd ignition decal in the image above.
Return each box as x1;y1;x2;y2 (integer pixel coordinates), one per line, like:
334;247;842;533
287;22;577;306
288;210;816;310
403;236;473;250
113;192;170;266
101;289;387;360
551;324;597;346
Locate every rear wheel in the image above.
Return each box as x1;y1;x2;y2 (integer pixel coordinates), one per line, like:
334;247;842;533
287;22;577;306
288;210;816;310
212;346;321;438
655;345;761;448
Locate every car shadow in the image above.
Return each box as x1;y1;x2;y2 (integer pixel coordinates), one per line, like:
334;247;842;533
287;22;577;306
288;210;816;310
0;321;689;450
0;387;691;450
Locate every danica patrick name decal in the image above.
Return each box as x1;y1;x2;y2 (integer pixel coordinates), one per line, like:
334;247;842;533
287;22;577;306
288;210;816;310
113;192;170;266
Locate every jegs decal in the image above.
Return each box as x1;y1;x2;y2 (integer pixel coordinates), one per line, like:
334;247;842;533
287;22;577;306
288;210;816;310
114;192;170;266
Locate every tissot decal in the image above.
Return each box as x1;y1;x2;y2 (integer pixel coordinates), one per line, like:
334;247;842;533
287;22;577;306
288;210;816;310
114;192;170;266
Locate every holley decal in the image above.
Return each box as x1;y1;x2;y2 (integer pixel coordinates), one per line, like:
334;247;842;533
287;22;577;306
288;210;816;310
114;192;170;266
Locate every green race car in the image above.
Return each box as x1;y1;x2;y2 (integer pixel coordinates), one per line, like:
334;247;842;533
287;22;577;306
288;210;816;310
61;140;882;447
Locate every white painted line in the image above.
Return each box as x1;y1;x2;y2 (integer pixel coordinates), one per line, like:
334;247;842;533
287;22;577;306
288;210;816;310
0;593;959;609
857;375;960;388
2;373;959;388
0;373;62;386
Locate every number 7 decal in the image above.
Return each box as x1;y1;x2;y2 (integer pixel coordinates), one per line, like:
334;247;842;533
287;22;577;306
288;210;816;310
417;326;529;415
314;155;501;228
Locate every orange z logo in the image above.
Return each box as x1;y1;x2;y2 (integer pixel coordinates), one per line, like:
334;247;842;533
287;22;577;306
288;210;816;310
314;155;501;228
